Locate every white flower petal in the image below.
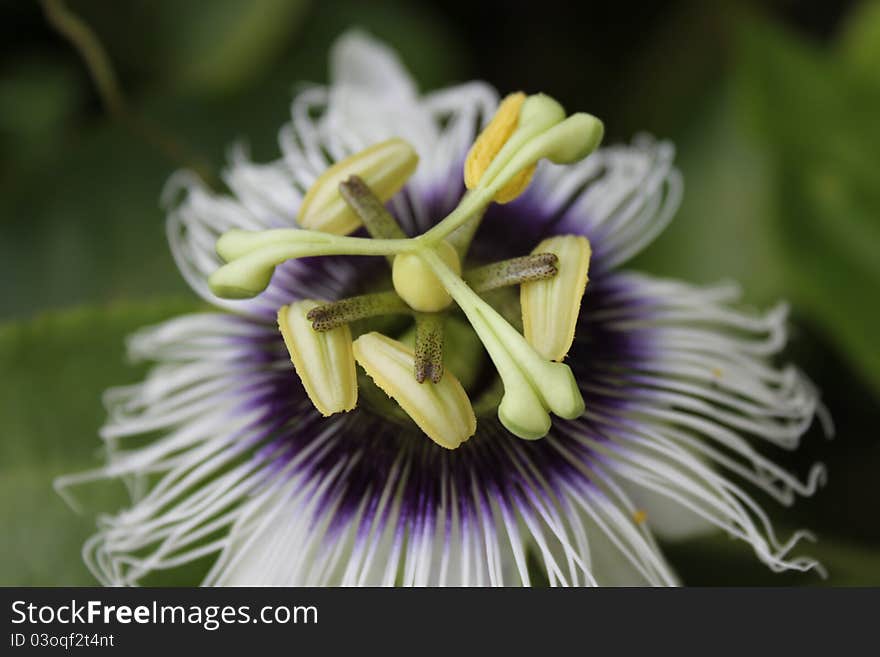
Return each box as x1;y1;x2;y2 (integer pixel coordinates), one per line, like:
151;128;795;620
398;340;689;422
330;30;419;101
617;477;718;542
526;135;682;270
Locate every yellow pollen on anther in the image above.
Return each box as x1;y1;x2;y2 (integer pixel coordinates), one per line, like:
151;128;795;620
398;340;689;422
297;138;418;235
632;509;648;525
278;300;358;416
352;332;476;449
521;235;592;362
464;92;536;204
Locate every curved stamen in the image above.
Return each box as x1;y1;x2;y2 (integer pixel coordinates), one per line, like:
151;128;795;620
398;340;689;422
421;95;603;244
209;232;413;299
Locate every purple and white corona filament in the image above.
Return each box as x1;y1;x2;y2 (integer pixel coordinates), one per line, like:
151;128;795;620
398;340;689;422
59;31;830;586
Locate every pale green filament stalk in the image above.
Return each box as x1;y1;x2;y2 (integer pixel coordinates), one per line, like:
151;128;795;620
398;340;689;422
417;186;495;246
419;112;602;245
210;231;414;298
216;228;412;262
446;199;486;259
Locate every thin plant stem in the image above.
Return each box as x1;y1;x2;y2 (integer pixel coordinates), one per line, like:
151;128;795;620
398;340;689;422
41;0;219;187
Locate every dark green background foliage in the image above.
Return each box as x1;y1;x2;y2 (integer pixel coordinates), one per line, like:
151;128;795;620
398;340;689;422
0;0;878;585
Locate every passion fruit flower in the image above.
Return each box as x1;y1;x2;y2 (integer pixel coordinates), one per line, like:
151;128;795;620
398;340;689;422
59;31;831;586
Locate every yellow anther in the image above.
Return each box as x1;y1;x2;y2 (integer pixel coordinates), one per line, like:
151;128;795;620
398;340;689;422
352;332;476;449
521;235;591;361
278;300;358;416
298;138;418;235
464;92;536;204
392;241;460;312
493;165;536;204
633;509;648;525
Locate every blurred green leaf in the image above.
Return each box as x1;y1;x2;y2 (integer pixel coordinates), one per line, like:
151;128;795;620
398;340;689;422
736;17;880;394
271;0;466;92
65;0;310;97
156;0;311;96
838;0;880;87
613;0;728;139
0;119;190;319
633;83;786;305
0;298;198;585
63;0;459;100
0;54;83;174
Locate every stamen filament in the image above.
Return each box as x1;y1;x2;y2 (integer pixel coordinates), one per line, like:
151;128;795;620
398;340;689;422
417;186;495;244
414;313;445;384
465;253;558;292
446;204;487;260
307;291;410;331
421;104;603;246
216;228;413;262
210;232;415;299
